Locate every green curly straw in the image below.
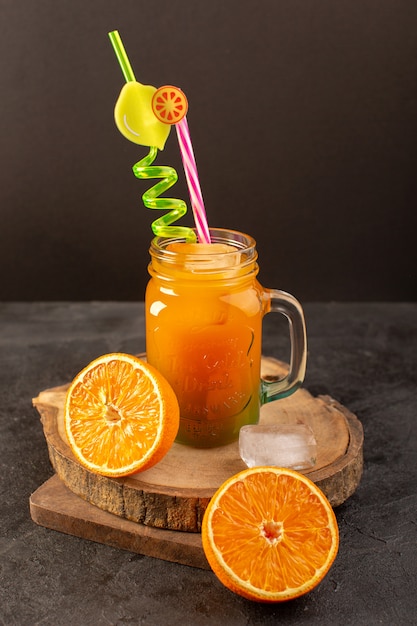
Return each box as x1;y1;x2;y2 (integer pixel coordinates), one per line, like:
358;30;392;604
108;30;196;242
108;30;136;83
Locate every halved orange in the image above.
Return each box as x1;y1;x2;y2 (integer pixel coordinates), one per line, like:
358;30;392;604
202;467;339;602
152;85;188;124
64;353;179;477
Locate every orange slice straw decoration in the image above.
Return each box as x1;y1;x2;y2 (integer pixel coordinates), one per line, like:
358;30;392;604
152;86;188;124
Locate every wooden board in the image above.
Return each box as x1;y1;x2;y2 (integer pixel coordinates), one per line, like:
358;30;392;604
32;357;364;537
30;474;210;570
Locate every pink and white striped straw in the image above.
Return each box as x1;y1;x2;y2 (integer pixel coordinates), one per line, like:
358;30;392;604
175;116;211;244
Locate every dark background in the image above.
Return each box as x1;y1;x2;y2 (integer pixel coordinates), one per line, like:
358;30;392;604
1;0;416;302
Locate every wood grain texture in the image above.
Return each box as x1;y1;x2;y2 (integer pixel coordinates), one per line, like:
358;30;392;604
30;475;209;569
33;358;363;533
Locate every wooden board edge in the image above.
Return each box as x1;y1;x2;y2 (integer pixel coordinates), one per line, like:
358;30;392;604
41;438;210;533
29;475;210;570
306;396;364;506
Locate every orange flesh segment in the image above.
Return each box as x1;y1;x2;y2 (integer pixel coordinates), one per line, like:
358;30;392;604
202;467;339;602
213;474;333;591
64;354;179;477
68;361;160;469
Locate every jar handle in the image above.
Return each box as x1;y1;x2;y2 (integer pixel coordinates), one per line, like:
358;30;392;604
260;289;307;404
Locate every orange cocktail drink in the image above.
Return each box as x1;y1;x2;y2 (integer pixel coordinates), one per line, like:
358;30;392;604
146;228;307;448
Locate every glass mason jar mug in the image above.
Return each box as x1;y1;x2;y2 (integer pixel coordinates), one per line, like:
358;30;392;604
145;228;307;448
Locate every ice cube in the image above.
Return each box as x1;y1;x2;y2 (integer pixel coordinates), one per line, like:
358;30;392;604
239;423;317;470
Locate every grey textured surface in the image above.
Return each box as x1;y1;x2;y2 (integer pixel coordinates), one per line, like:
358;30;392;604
1;302;416;625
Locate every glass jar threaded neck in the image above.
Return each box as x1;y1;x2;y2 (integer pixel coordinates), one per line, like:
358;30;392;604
148;228;259;282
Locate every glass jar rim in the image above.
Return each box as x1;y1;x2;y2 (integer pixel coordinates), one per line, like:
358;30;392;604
149;228;258;279
150;227;256;254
